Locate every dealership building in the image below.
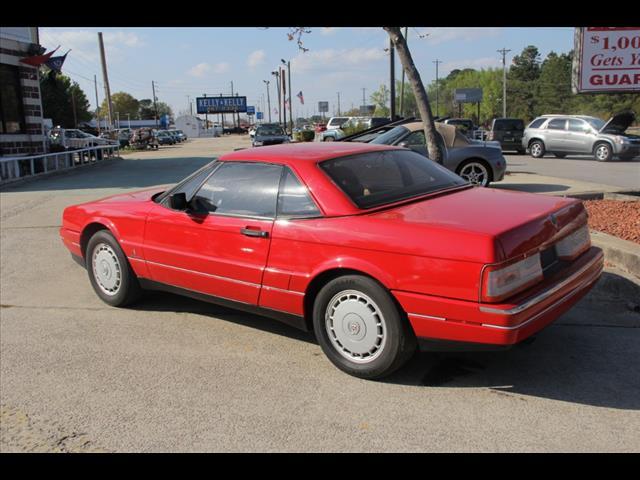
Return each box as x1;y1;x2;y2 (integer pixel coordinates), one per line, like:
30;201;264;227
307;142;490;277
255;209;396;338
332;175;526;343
0;27;46;156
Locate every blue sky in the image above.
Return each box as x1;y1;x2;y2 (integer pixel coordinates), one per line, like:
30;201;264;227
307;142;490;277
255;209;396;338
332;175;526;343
39;27;575;120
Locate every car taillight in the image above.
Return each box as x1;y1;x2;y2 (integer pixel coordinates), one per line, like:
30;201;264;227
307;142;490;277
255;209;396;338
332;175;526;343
481;253;543;303
555;224;590;260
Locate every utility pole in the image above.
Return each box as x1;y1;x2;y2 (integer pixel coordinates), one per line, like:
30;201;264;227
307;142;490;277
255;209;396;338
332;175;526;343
433;60;443;118
337;92;341;116
399;27;408;118
152;81;159;128
263;80;271;123
282;60;292;135
361;88;366;114
497;48;511;118
97;32;113;131
94;74;101;134
203;93;208;131
389;38;396;120
71;88;78;128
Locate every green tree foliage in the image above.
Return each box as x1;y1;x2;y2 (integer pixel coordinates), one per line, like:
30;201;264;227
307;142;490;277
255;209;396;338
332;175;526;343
40;75;92;128
100;92;140;119
370;84;390;117
138;99;174;120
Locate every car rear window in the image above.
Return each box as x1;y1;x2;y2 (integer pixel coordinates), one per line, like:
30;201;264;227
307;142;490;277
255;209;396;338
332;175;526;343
320;149;467;209
493;119;524;131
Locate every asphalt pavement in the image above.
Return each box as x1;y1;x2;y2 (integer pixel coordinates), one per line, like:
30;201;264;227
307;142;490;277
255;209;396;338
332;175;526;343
1;137;639;452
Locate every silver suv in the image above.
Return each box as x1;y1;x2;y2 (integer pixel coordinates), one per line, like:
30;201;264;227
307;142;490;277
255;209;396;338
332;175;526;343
522;112;639;161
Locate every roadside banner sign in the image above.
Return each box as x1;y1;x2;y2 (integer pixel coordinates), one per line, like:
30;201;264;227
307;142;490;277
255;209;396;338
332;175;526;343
196;96;247;114
256;111;263;120
247;106;255;115
572;27;640;93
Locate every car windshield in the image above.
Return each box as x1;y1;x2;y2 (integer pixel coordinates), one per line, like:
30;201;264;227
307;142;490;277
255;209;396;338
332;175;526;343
584;117;605;131
369;126;410;146
320;149;467;209
257;125;285;136
494;119;524;130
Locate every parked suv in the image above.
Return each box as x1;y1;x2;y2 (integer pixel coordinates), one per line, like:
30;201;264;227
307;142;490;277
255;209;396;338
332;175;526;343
488;118;525;154
523;112;639;161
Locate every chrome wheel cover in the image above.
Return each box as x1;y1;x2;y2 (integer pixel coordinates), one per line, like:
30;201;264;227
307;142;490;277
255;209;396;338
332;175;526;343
325;290;387;364
595;144;610;161
459;162;489;186
92;243;122;296
531;143;542;157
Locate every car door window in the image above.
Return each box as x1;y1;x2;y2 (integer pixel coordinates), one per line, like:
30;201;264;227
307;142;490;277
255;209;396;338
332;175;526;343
193;162;282;218
277;168;321;218
568;119;589;133
404;131;426;146
547;118;567;130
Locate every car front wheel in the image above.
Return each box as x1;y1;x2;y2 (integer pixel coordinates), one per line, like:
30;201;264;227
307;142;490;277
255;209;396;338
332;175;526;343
86;230;142;307
313;275;416;380
594;142;613;162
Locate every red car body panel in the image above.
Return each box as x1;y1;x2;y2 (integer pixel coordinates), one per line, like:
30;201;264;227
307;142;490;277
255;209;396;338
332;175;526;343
60;143;603;348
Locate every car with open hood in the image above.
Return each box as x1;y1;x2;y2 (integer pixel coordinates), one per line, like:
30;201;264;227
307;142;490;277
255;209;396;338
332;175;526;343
60;142;603;380
523;111;639;161
368;121;506;187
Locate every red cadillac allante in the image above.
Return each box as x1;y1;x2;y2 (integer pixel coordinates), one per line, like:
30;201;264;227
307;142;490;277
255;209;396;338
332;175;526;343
60;143;603;379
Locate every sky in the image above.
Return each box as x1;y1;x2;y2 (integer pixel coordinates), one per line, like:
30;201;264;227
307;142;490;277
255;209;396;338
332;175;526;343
38;27;576;121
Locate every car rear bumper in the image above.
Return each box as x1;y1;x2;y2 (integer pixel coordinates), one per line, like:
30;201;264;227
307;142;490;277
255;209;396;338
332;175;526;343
393;247;603;349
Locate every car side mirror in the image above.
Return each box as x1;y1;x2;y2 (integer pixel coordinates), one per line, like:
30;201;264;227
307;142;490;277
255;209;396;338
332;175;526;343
169;192;188;210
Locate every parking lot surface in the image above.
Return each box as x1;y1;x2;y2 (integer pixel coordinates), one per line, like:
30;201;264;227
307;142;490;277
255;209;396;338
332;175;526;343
2;137;639;452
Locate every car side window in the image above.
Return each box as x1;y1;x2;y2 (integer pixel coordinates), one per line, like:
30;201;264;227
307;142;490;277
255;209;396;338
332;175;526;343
404;131;426;146
547;118;567;130
528;118;546;129
277;168;321;218
193;162;282;218
568;119;589;132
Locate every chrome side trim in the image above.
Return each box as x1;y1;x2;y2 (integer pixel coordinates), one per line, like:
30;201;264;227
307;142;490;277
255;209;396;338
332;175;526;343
408;313;446;322
144;260;261;289
261;285;305;296
479;250;603;317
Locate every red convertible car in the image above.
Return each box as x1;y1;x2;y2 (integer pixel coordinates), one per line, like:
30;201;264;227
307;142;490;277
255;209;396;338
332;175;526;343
60;143;604;379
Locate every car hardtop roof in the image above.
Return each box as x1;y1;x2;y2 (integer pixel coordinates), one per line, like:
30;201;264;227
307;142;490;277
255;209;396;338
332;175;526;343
219;142;403;165
539;114;599;119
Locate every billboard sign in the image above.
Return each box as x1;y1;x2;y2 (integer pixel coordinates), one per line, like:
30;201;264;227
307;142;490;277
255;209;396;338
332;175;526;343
359;105;376;115
573;27;640;93
256;111;263;120
454;88;483;103
318;101;329;113
196;96;247;114
246;105;255;115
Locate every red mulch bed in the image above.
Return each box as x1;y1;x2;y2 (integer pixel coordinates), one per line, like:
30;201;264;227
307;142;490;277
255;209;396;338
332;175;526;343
583;199;640;244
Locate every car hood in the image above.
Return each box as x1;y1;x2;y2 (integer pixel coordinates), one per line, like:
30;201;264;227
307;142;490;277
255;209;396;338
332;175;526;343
364;187;586;262
92;187;165;205
600;111;635;134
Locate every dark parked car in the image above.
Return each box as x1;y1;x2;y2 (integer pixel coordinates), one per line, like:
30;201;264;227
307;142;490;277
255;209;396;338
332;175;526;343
488;118;526;154
155;131;176;145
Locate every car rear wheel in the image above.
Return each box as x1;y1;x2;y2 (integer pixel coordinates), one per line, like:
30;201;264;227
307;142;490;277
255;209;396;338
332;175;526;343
594;142;613;162
529;140;546;158
86;230;142;307
313;275;416;380
457;160;492;187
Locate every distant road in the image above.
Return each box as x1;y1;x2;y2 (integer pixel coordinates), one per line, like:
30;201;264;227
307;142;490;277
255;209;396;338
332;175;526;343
504;153;640;190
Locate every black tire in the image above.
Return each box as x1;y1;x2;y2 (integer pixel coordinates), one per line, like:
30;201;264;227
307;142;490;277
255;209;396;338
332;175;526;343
312;275;417;380
456;159;492;187
594;142;613;162
85;230;142;307
529;140;546;158
554;153;566;159
324;136;335;142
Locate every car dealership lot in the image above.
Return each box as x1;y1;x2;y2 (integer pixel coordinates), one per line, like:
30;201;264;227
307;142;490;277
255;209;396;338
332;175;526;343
1;137;639;452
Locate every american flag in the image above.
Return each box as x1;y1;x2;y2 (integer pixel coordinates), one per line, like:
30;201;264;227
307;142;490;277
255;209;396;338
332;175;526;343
297;91;304;105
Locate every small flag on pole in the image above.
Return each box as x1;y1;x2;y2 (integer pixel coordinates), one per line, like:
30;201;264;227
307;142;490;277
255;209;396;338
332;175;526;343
297;91;304;105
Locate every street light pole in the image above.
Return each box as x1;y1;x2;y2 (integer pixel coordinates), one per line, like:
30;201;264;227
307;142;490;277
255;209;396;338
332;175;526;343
263;80;272;123
272;70;281;127
282;59;293;135
433;60;443;118
498;48;511;118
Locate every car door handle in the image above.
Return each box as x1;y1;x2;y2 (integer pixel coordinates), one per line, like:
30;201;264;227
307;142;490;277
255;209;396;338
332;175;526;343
240;227;269;238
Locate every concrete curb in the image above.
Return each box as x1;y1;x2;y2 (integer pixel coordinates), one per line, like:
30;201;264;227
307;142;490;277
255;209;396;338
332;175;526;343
590;230;640;279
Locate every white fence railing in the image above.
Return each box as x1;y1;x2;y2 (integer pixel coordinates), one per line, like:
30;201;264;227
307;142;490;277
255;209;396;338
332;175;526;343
0;145;120;184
